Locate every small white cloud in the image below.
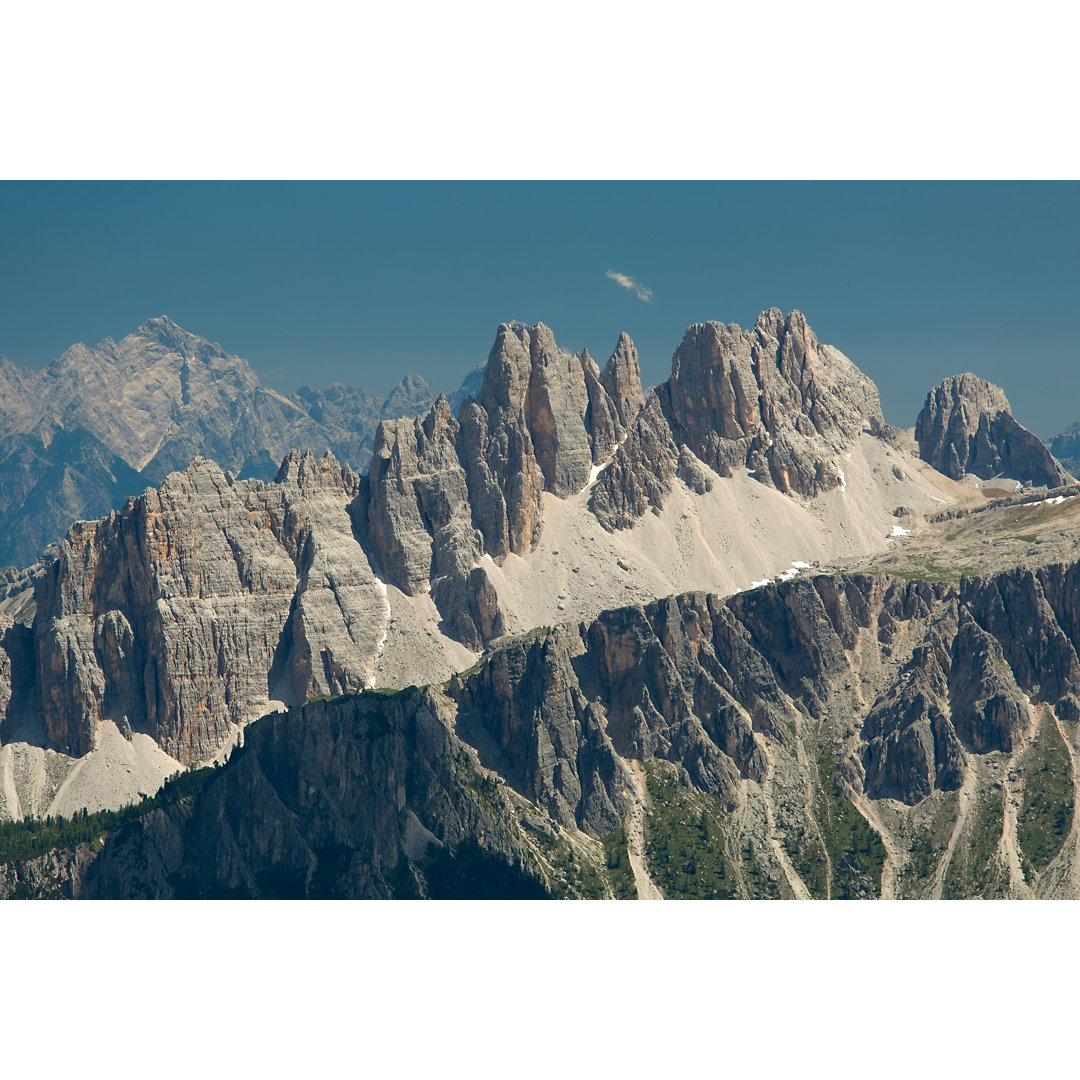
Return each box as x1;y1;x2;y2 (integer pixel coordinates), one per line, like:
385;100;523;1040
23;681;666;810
605;269;653;303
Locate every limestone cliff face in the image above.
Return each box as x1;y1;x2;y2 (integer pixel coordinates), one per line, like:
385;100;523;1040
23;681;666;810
455;322;643;555
590;309;886;526
665;310;883;490
587;393;713;529
0;310;966;776
0;318;448;567
0;320;650;762
78;689;544;900
46;554;1080;900
451;563;1080;822
365;394;477;595
915;373;1071;487
446;562;1078;825
28;452;389;761
362;323;645;646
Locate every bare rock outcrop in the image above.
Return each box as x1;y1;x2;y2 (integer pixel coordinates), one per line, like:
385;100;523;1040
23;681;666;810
915;373;1071;487
28;452;390;761
363;323;646;645
15;549;1080;897
588;394;683;529
365;394;477;595
598;332;647;429
591;309;886;526
79;688;547;900
455;322;641;555
362;394;500;649
0;318;473;568
661;309;884;494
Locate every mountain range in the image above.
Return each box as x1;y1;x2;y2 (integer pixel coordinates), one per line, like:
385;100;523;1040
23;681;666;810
0;317;480;568
2;309;1078;900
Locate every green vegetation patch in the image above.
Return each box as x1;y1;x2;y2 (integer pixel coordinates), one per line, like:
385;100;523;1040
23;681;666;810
814;753;886;899
781;821;829;900
0;764;220;868
363;684;412;699
525;821;610;899
601;825;638;900
422;837;550;900
891;556;980;583
1017;716;1075;875
388;853;424;900
642;760;761;899
892;790;960;898
942;786;1006;899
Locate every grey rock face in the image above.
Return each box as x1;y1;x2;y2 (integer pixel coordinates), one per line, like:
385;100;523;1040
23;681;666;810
79;688;545;900
0;319;650;765
13;306;1079;862
364;323;644;644
598;332;647;429
0;318;475;567
661;309;884;494
591;309;886;526
1049;422;1080;476
363;394;501;650
366;394;476;595
50;551;1080;899
449;562;1080;822
25;452;389;761
915;373;1071;487
588;394;683;529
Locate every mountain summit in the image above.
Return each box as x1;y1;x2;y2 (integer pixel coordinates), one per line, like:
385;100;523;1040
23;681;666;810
0;319;462;567
915;373;1072;488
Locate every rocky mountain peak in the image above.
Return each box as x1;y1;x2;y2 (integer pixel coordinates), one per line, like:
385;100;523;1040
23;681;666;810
134;314;186;341
926;373;1011;420
422;392;455;439
127;315;228;363
273;447;358;496
383;373;432;420
754;306;786;336
654;309;882;497
479;321;559;414
599;332;646;428
916;373;1070;487
363;320;648;638
0;319;485;568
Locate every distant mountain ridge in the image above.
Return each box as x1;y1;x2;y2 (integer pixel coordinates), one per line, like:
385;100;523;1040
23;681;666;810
0;317;471;567
1049;421;1080;477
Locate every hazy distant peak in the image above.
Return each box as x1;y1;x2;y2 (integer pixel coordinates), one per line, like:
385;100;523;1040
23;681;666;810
129;315;226;359
134;314;188;341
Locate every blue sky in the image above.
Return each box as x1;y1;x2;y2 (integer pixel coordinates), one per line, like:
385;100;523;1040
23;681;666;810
1;181;1077;435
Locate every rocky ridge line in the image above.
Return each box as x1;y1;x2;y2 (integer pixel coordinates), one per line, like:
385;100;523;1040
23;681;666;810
0;317;452;567
0;310;970;795
14;552;1080;899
